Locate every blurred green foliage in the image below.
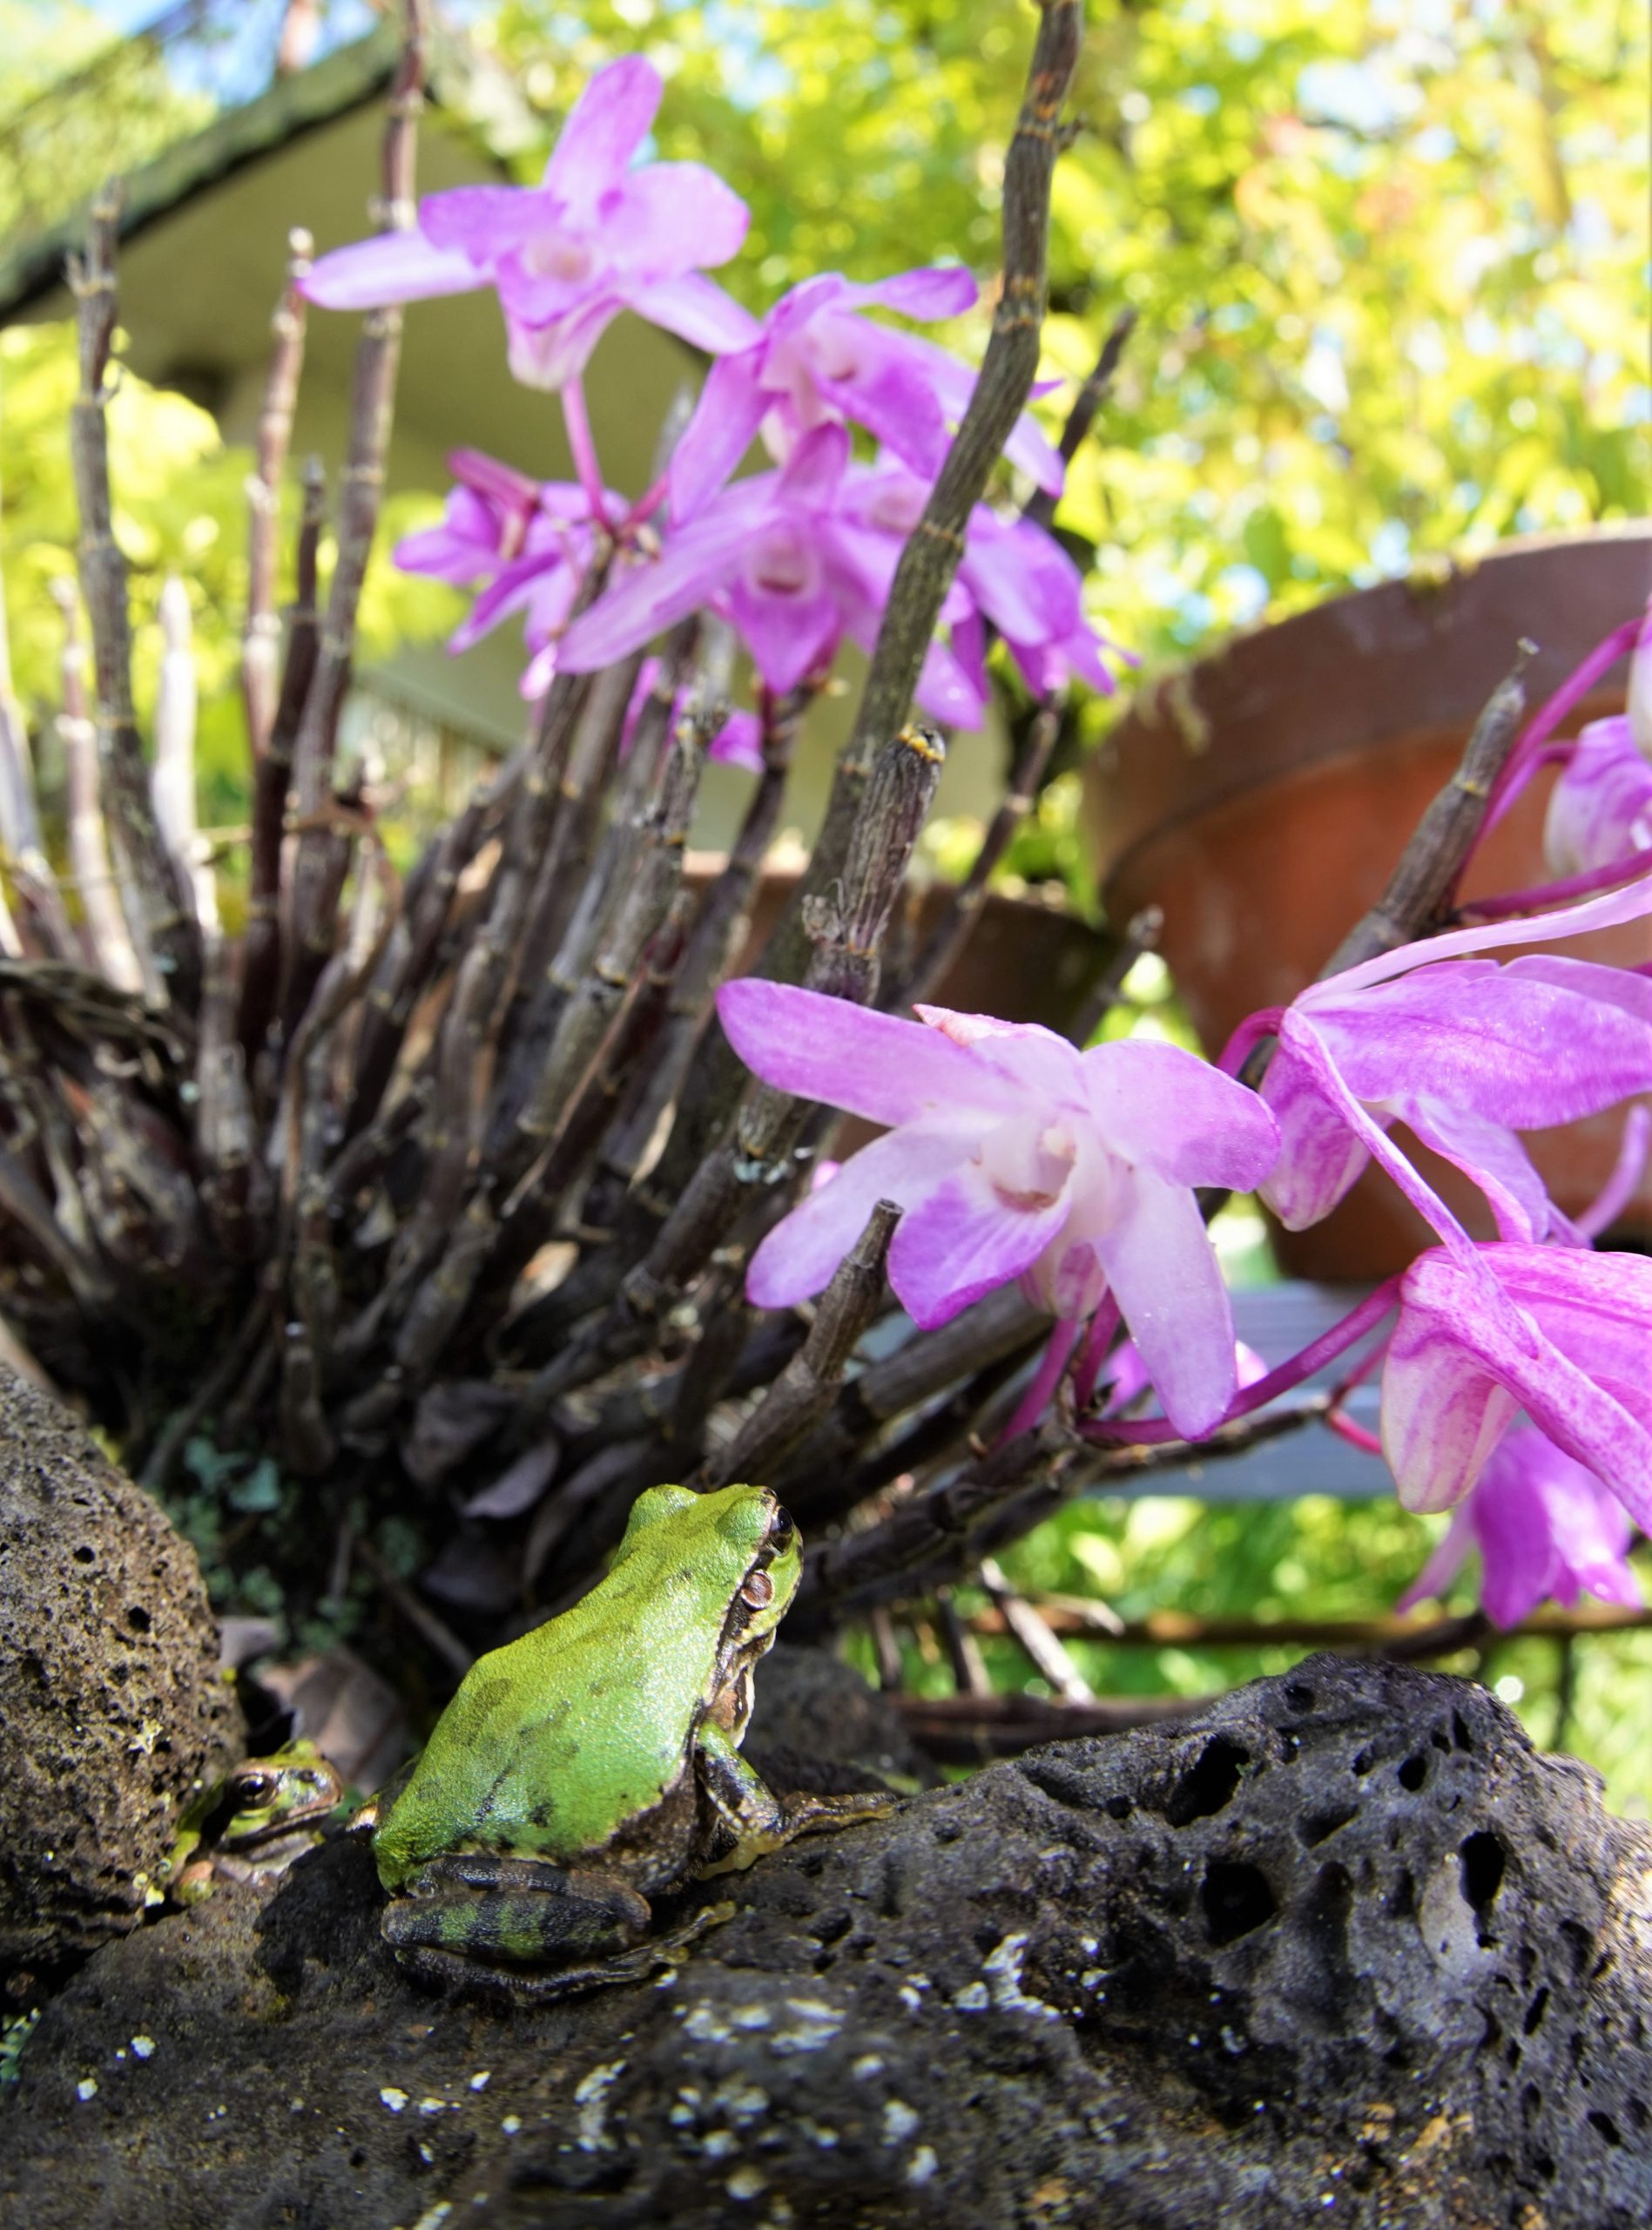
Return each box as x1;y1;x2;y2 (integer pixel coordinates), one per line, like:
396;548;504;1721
853;1490;1652;1815
482;0;1649;676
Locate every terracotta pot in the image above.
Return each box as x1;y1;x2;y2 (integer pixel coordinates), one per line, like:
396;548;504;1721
1082;529;1652;1279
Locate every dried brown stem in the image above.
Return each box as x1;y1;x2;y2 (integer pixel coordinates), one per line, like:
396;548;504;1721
67;186;200;1010
243;229;313;761
898;700;1062;1009
53;578;140;990
789;1417;1082;1632
617;724;946;1334
894;1686;1201;1765
584;686;810;1236
1319;657;1532;978
755;0;1082;997
702;1201;898;1489
194;935;254;1260
1021;304;1136;533
239;457;325;1062
496;715;702;1194
978;1554;1094;1699
285;8;426;1033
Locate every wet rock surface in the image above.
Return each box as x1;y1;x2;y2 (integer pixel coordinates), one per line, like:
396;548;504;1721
0;1365;244;1974
2;1653;1648;2228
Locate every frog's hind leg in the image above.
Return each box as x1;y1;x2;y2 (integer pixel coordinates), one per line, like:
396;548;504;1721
382;1852;730;1999
382;1850;648;1965
693;1721;895;1878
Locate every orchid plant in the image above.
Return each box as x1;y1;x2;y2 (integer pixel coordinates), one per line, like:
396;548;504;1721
9;12;1646;1761
294;49;1652;1643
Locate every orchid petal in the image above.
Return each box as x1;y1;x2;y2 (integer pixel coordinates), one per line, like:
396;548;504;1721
1394;1504;1475;1615
745;1124;969;1308
777;421;852;504
725;578;841;697
708;709;764;774
890;1124;1074;1328
1276;1010;1482;1264
557;495;772;670
716;980;1027;1128
603;166;752;275
960;515;1082;646
1395;1099;1554;1242
629;271;762;354
1082;1038;1279;1191
420;185;555;259
1383;1245;1652;1521
670;351;767;522
855;266;980;320
1094;1164;1237;1438
1311;964;1652;1130
1468;1461;1560;1628
1311;863;1652;999
1544;716;1652;876
300;231;482;309
806;322;952;478
505;296;623;388
893;335;1065;495
1501;952;1652;1027
543;55;661;213
1258;1039;1372;1227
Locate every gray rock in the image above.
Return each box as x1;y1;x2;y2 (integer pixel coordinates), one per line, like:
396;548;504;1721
0;1364;244;1973
1;1653;1647;2227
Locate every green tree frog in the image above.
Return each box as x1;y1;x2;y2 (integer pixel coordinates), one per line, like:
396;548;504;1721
159;1742;345;1904
364;1482;891;1997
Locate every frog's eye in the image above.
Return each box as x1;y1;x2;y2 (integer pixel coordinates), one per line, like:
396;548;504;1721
231;1769;277;1808
740;1571;775;1611
766;1505;796;1551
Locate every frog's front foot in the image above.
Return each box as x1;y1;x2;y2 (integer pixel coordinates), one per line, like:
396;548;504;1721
381;1851;732;2000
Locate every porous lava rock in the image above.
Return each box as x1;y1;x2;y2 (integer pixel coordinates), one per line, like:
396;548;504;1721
0;1363;244;1974
1;1654;1647;2227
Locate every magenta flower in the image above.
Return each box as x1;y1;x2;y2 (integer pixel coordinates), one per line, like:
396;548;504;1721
1396;1424;1640;1630
1544;715;1652;877
301;57;753;389
557;424;981;718
669;267;1063;518
715;984;1279;1438
393;449;542;586
1380;1240;1652;1524
835;463;1123;706
1250;875;1652;1255
617;657;762;774
400;473;613;668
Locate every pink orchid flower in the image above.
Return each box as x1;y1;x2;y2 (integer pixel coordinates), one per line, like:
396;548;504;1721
1380;1240;1652;1524
669;267;1062;519
715;983;1280;1439
1245;873;1652;1256
1396;1423;1640;1631
399;475;617;673
301;57;753;388
1543;714;1652;877
556;423;981;719
843;463;1123;704
616;657;762;774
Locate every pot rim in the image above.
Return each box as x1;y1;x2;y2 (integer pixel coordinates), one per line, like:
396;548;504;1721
1088;524;1652;900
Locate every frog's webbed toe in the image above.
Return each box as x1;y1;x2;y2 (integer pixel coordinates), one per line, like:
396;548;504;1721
693;1723;897;1876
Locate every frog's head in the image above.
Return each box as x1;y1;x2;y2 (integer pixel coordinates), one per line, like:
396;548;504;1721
217;1743;345;1850
617;1481;801;1660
